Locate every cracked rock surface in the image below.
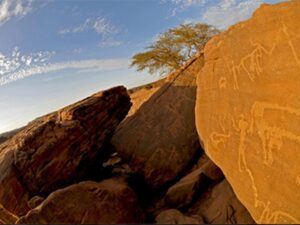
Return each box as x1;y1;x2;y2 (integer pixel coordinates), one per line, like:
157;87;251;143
112;53;204;188
0;86;131;216
17;179;144;224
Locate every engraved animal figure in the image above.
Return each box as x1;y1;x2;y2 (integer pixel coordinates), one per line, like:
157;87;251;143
231;103;300;223
258;201;300;224
250;101;300;166
281;22;300;69
228;41;275;90
209;132;231;151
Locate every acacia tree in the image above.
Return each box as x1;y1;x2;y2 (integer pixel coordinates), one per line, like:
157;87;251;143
131;23;219;75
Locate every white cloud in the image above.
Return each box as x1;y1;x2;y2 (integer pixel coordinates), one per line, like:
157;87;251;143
59;17;120;36
0;47;130;85
167;0;208;7
73;48;83;54
98;39;122;48
0;47;54;76
162;0;208;16
202;0;263;29
0;0;34;25
163;0;263;29
59;17;122;47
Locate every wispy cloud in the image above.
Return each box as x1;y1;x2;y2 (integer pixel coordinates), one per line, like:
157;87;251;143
0;47;55;76
73;48;83;54
202;0;262;29
0;0;34;25
0;47;130;85
59;17;122;48
173;0;263;30
98;39;122;48
162;0;208;16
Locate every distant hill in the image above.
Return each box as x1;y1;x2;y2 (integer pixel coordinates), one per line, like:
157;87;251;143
0;127;24;144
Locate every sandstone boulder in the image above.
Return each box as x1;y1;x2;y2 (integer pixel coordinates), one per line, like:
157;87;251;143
0;137;6;145
27;196;45;210
165;168;210;209
188;180;255;224
17;179;144;224
0;204;18;224
196;1;300;223
193;153;224;181
165;153;222;209
102;152;133;177
155;209;202;224
127;85;161;117
112;53;204;188
0;86;131;216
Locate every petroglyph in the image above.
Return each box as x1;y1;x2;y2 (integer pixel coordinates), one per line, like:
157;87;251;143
231;113;262;209
230;110;299;223
258;201;300;224
281;22;300;69
229;102;300;223
219;77;227;89
209;132;231;151
250;101;300;166
196;2;300;223
232;114;249;172
226;62;239;90
227;41;275;90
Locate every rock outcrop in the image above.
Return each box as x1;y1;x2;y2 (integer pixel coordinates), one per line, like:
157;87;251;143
165;154;223;209
165;168;210;209
112;53;204;188
0;204;18;224
196;1;300;223
188;180;255;224
0;86;131;216
155;209;202;224
143;151;254;224
0;127;23;144
0;137;7;145
127;85;161;117
17;179;144;224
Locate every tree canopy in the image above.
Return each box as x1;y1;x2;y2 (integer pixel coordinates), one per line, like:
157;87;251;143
131;23;219;75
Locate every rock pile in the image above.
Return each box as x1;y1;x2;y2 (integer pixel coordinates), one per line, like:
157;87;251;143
2;2;297;224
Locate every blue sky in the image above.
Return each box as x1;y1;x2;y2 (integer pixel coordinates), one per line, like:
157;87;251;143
0;0;283;133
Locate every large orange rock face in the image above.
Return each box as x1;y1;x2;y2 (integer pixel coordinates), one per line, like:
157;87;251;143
196;1;300;224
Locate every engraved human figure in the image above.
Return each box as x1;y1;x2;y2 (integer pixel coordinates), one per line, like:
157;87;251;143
232;113;263;208
232;114;249;172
